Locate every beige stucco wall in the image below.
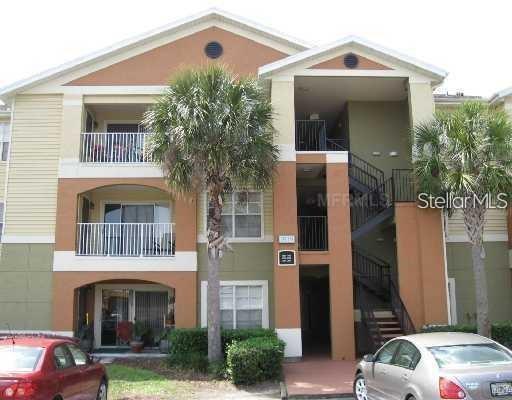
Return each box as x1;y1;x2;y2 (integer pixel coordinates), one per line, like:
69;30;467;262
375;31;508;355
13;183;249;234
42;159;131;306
347;101;411;177
4;95;62;238
271;79;295;147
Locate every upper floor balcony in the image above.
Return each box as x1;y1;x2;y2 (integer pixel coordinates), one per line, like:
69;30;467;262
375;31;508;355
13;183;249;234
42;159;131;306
80;132;153;163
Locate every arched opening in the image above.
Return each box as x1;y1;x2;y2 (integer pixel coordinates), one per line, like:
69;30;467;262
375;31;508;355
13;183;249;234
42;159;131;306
75;279;176;349
76;184;175;257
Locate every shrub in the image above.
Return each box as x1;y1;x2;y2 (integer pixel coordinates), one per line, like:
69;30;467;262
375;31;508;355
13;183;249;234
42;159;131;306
491;323;512;349
170;351;208;372
226;336;285;385
208;360;228;379
422;322;512;349
168;328;276;360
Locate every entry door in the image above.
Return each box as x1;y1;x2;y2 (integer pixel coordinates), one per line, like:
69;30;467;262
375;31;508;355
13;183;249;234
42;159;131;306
100;289;130;346
135;291;168;344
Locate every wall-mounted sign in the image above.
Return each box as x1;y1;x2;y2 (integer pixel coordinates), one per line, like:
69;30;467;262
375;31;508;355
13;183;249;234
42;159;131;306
278;235;295;244
278;250;296;266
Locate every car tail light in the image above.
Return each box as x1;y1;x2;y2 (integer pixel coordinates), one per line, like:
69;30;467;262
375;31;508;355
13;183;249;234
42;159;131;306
439;377;466;399
3;382;37;398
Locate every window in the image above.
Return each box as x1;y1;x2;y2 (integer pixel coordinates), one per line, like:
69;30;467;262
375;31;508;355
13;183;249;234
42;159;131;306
54;345;73;369
429;343;512;368
0;122;10;161
220;285;263;329
201;281;268;329
375;340;400;364
208;191;262;238
0;346;43;372
393;341;421;369
66;344;88;366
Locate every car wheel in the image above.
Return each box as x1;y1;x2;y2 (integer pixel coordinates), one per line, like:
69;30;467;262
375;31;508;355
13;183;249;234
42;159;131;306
353;373;368;400
96;381;107;400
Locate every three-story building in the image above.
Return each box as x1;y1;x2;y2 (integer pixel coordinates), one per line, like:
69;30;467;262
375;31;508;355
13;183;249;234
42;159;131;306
0;9;508;360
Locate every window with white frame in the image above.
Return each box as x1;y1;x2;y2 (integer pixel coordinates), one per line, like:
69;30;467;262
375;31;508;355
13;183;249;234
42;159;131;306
220;285;263;329
0;122;11;162
201;281;268;329
208;191;262;238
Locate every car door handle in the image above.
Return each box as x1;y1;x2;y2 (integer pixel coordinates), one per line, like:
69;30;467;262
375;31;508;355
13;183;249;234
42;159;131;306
401;374;409;381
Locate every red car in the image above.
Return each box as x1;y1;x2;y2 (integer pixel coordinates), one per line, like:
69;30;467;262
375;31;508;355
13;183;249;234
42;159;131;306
0;336;107;400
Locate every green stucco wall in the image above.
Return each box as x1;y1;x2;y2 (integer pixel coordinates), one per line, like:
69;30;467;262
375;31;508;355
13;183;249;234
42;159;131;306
197;243;274;327
0;244;54;330
447;241;512;324
348;101;411;178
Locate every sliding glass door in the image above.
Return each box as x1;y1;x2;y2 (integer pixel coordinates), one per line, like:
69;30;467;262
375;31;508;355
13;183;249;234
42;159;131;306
103;203;170;256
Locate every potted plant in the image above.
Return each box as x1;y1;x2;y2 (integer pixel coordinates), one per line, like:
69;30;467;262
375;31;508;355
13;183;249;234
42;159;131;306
158;327;172;354
130;321;147;353
78;323;94;353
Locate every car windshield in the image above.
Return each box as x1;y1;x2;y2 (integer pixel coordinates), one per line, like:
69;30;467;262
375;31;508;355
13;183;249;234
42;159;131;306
0;346;43;372
429;343;512;368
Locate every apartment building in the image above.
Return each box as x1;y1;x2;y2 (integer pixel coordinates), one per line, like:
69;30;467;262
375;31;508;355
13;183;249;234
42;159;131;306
0;9;510;361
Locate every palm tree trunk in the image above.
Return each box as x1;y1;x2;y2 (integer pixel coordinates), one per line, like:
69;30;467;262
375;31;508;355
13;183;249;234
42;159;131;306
207;185;224;362
464;201;490;337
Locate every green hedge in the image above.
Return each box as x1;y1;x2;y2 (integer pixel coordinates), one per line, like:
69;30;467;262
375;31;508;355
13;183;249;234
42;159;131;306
422;322;512;349
226;336;285;385
168;328;278;371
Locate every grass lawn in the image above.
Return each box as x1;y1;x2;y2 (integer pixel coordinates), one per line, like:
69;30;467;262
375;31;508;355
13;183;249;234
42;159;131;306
107;363;194;400
105;359;281;400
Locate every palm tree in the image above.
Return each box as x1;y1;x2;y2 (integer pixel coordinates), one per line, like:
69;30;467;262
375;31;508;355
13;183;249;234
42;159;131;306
144;65;278;361
413;101;512;337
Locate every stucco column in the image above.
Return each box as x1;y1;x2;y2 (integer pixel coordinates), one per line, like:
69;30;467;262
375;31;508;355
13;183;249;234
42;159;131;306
60;94;83;160
395;203;449;328
174;193;197;252
55;179;79;251
271;76;302;357
326;157;355;360
407;79;435;128
273;162;301;357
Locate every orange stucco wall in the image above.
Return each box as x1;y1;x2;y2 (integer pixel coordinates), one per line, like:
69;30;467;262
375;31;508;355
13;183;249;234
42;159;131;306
309;53;391;70
395;203;449;328
326;162;355;360
66;27;288;85
53;271;197;331
273;162;301;329
55;178;196;252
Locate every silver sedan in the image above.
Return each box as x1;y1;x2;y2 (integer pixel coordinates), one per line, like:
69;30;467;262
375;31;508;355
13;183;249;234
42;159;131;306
353;332;512;400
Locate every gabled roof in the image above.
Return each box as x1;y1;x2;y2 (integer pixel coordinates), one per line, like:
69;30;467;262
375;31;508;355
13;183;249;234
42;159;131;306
0;8;311;99
490;86;512;104
258;35;448;82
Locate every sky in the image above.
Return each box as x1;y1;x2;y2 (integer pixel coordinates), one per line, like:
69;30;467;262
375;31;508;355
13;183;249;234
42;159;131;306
1;0;511;98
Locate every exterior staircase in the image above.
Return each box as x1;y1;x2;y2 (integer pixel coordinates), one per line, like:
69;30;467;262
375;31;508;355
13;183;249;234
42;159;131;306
353;248;415;352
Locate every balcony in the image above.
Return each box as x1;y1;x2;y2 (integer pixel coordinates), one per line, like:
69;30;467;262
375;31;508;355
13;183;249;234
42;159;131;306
80;132;152;163
295;120;345;152
77;222;175;257
298;216;328;251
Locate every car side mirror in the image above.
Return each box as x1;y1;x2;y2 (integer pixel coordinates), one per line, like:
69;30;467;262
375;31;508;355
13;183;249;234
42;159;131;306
363;354;375;363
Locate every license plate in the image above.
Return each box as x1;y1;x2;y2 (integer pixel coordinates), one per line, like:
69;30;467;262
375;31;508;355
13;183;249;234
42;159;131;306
491;382;512;397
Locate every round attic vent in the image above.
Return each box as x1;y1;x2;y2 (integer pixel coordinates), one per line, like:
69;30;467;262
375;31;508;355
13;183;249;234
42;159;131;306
205;41;223;59
343;53;359;69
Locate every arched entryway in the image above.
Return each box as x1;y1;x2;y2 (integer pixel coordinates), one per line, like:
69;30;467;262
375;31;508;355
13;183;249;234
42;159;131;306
53;272;197;349
76;280;175;348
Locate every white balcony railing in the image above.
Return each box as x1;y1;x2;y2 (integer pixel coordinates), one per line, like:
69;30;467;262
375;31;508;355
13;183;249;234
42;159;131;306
77;223;175;257
80;132;153;163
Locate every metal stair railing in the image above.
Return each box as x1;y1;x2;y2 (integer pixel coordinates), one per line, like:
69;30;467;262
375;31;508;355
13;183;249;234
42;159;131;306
389;279;416;335
352;248;391;297
356;281;385;352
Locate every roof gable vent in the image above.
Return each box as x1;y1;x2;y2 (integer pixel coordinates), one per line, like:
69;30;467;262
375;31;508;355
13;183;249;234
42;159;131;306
205;41;223;59
343;53;359;69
